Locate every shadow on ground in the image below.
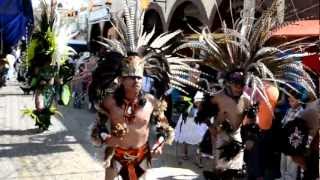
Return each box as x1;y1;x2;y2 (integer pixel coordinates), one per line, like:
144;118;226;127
55;105;102;159
0;128;39;136
0;131;77;158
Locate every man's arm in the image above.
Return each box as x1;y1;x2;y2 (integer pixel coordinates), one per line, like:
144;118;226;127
90;112;109;146
90;96;113;146
146;94;174;154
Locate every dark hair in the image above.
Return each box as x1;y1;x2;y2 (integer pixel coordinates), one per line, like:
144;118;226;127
113;85;146;107
127;51;139;57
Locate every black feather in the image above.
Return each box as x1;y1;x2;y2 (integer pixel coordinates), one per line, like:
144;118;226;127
88;52;123;102
218;139;243;161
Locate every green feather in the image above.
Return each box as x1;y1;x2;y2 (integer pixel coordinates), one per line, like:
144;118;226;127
30;77;38;88
61;84;71;106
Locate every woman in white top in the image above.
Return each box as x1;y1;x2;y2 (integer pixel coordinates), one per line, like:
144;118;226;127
174;92;208;161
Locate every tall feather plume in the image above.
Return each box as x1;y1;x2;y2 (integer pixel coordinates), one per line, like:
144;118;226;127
124;1;135;52
93;0;206;99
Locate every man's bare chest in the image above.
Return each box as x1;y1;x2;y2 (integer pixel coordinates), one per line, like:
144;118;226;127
215;95;247;122
108;101;153;127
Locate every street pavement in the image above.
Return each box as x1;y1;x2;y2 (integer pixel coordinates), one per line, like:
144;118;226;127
0;80;206;180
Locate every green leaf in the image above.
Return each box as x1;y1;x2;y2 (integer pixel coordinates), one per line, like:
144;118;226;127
21;108;40;123
30;78;38;88
26;39;38;65
61;84;71;106
49;106;63;118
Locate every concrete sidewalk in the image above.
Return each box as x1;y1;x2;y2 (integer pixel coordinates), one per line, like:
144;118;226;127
0;81;205;180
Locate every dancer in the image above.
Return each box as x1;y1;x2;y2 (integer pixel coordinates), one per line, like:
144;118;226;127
174;1;317;179
22;2;75;131
89;1;204;179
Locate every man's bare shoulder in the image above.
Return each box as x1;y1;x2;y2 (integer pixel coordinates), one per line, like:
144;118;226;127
102;95;116;109
211;91;223;103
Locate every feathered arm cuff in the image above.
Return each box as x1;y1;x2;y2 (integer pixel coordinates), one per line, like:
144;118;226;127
152;100;175;145
152;100;168;118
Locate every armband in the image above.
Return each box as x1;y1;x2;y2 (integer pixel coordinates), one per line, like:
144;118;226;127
153;100;167;118
111;122;129;137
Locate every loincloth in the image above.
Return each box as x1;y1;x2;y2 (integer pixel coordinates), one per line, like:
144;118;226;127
111;144;151;180
215;128;244;170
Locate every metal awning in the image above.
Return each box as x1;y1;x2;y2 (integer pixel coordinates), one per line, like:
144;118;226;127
271;20;320;37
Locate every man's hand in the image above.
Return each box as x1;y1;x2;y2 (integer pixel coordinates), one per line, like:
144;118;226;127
151;136;165;156
151;143;164;156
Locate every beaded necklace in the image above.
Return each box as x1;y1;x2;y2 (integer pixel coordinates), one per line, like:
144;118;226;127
123;99;138;123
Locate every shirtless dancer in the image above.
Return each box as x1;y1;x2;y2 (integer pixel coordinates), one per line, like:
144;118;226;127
196;70;256;179
99;56;170;180
88;1;201;179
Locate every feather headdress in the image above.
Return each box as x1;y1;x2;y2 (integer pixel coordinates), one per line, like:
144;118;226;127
89;0;204;102
26;1;76;71
174;0;319;106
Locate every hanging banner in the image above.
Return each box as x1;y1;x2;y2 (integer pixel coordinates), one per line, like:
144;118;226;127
0;0;33;53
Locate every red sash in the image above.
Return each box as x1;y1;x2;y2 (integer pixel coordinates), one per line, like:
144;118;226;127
114;144;149;180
